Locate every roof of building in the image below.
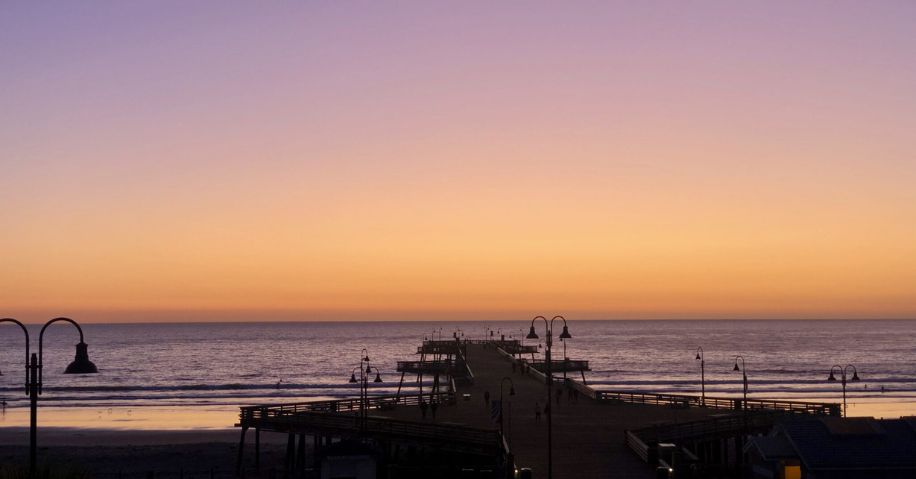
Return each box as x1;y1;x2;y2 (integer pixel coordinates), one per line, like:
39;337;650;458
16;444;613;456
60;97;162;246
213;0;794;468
775;417;916;471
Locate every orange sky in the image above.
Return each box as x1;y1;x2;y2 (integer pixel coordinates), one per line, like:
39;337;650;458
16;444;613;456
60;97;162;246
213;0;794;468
2;2;915;322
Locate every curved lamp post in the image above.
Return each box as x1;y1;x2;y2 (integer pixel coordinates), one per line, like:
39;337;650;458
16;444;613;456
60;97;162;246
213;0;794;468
0;317;98;475
348;348;382;434
695;347;705;406
526;315;571;479
828;364;860;417
733;356;748;408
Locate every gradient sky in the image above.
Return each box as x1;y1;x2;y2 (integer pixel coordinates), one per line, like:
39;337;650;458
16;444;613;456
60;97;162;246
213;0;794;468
2;1;915;322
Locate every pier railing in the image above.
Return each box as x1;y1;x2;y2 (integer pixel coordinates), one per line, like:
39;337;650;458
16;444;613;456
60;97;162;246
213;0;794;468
242;408;501;452
239;391;456;422
528;359;591;373
596;390;840;416
396;360;456;374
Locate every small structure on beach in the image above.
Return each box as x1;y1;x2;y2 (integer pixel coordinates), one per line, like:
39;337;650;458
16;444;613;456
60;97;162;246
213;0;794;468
745;417;916;479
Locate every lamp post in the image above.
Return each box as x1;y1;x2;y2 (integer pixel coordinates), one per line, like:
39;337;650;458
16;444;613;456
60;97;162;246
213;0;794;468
0;317;99;476
695;347;705;406
500;377;515;441
526;315;571;479
828;364;860;417
732;355;749;472
733;356;747;408
348;348;382;435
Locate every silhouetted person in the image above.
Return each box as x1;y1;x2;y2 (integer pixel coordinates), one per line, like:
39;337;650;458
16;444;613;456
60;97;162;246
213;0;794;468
556;388;562;405
420;400;428;419
512;361;517;373
535;402;541;422
484;390;490;407
431;401;438;420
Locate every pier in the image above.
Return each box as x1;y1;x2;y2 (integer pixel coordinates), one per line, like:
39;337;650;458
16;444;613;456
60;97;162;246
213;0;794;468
237;338;839;478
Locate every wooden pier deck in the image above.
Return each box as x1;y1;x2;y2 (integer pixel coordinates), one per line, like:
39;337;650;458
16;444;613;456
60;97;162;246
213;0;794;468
378;343;718;478
238;340;840;478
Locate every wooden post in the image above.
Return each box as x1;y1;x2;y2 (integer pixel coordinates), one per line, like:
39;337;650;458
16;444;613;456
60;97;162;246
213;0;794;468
297;434;306;476
255;428;261;471
236;426;248;476
284;433;295;476
396;371;406;401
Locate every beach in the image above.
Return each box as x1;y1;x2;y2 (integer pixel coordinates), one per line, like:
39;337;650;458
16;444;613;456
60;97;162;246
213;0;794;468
0;428;287;477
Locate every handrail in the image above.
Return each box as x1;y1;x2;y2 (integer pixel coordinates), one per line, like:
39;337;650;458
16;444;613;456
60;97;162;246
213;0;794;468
528;359;590;372
246;409;499;447
240;390;455;417
628;410;786;444
397;360;455;372
596;390;839;416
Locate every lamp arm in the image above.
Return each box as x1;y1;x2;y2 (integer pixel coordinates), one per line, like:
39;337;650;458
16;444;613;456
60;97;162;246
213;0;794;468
529;316;547;330
0;318;30;395
735;355;746;370
38;317;86;395
846;364;857;376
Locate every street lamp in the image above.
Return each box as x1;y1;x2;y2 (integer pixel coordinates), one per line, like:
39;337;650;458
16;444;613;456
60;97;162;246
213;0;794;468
828;364;860;417
348;348;382;434
526;315;571;479
0;317;99;475
500;377;515;441
733;356;748;408
695;347;705;406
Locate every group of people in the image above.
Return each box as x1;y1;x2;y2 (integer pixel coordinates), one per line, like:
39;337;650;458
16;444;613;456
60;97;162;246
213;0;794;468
482;360;583;423
419;399;439;419
511;360;534;375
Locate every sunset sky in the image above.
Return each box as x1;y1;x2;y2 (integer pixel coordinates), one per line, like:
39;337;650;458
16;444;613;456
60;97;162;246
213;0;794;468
2;1;915;322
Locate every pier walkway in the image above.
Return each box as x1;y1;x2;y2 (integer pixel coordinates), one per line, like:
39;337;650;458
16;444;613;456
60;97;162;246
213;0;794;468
379;343;717;478
238;340;840;478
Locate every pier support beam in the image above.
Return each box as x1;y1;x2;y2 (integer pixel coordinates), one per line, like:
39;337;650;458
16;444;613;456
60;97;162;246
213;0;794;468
284;433;295;476
236;426;248;476
254;428;260;471
296;434;306;476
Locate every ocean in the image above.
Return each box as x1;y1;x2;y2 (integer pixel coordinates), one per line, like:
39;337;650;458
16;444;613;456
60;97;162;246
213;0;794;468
1;319;914;428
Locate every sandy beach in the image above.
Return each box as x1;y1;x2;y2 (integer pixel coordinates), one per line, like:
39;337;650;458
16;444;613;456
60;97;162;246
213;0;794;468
0;428;287;477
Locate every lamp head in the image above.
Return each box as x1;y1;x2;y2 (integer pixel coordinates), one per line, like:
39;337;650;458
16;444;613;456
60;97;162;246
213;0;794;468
695;352;701;360
733;362;740;372
851;371;860;381
374;372;383;383
827;371;837;382
349;373;358;383
64;342;98;374
509;386;516;396
559;325;571;339
526;326;538;339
